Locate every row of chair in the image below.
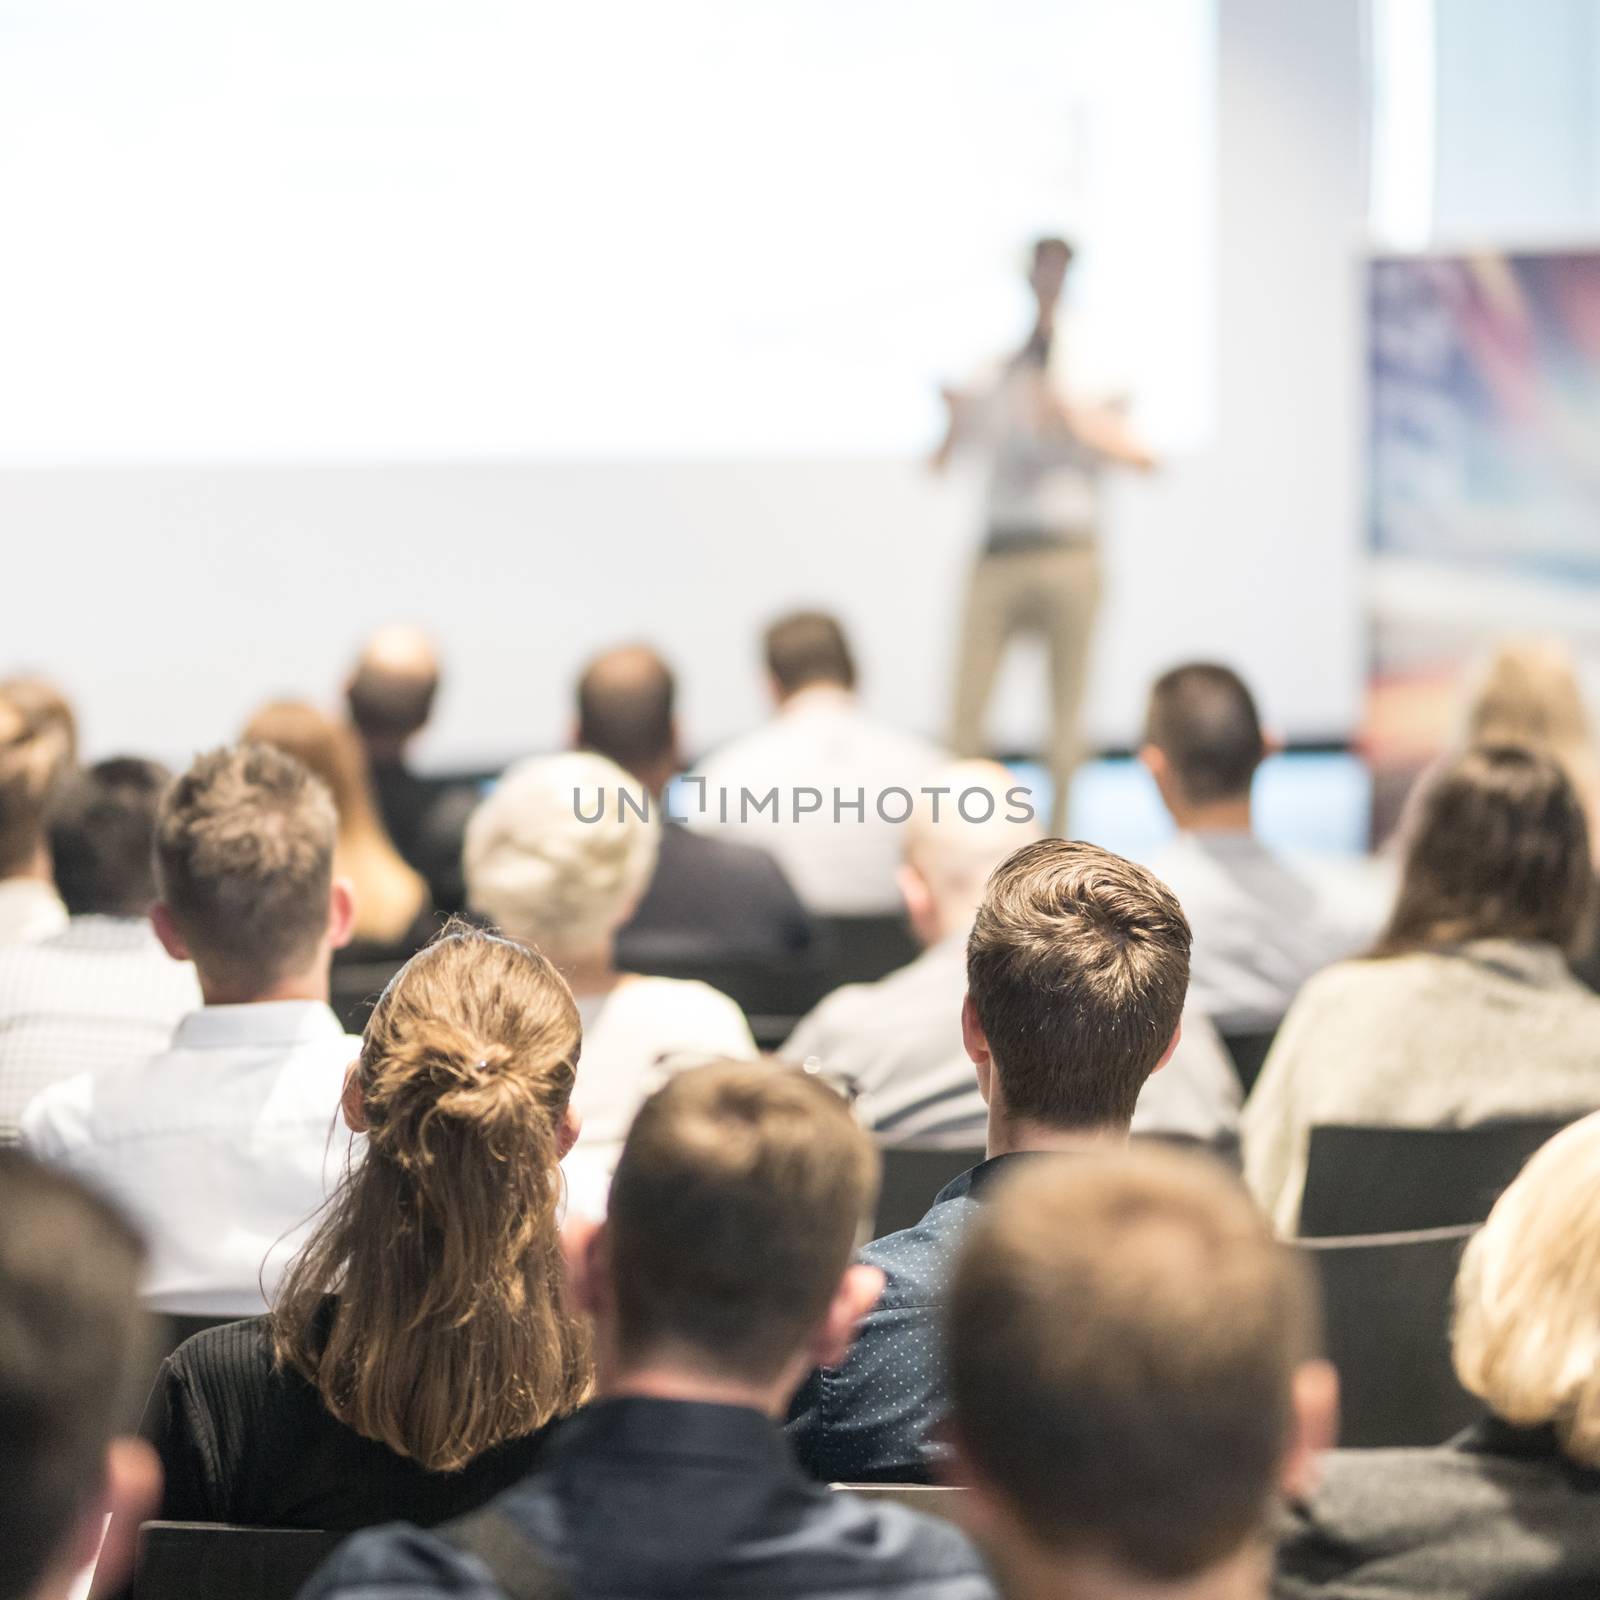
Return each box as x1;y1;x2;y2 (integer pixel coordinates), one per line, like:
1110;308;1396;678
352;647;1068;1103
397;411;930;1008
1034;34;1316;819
131;1487;968;1600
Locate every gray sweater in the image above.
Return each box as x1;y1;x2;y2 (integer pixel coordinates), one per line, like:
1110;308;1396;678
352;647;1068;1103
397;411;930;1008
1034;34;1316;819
1243;940;1600;1233
1273;1420;1600;1600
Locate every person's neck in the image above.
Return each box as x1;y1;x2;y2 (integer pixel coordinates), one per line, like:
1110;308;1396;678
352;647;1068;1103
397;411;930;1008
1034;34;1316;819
998;1536;1271;1600
985;1115;1130;1161
1171;795;1253;835
197;962;330;1008
563;947;623;997
623;759;676;805
778;681;853;715
4;842;53;885
360;732;414;768
602;1363;791;1420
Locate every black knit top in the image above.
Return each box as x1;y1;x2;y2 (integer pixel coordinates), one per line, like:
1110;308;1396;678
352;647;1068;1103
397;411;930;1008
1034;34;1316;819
143;1308;556;1530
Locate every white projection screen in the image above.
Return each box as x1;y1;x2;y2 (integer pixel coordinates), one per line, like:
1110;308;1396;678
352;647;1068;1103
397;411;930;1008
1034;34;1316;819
0;0;1218;766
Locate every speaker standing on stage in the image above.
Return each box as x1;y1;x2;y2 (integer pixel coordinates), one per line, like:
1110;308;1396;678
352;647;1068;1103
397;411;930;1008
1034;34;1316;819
934;237;1154;834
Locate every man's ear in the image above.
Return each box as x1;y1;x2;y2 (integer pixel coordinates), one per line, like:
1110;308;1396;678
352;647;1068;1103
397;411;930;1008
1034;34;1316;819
934;1424;1010;1547
83;1437;162;1600
1281;1359;1339;1502
149;903;190;963
897;861;938;944
1137;742;1165;782
327;878;356;952
807;1264;885;1372
562;1218;611;1320
961;993;995;1106
556;1103;581;1161
1148;1018;1183;1078
340;1060;368;1134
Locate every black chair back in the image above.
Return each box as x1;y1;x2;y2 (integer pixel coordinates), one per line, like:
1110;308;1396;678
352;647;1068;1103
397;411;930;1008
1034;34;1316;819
1220;1029;1277;1097
1297;1223;1480;1448
816;914;921;986
133;1523;342;1600
872;1146;984;1239
1299;1117;1580;1237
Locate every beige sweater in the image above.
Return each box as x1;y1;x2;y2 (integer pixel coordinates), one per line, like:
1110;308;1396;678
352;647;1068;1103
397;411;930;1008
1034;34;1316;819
1243;939;1600;1234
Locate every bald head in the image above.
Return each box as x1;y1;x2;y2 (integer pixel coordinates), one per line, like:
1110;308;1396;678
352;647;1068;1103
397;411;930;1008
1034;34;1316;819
576;645;677;790
346;625;440;751
901;760;1043;942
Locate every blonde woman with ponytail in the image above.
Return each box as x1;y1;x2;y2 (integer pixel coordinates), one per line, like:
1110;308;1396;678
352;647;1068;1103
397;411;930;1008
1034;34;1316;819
138;925;593;1531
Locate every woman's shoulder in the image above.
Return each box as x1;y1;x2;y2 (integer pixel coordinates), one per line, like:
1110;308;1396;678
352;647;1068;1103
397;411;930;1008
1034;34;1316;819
1279;1438;1600;1575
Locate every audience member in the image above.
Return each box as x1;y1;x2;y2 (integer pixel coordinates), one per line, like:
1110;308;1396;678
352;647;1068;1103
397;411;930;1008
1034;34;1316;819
345;624;474;912
1142;663;1370;1033
1464;639;1600;855
947;1148;1333;1600
22;743;361;1313
576;643;815;966
689;611;946;916
1244;744;1600;1233
135;926;591;1532
0;675;79;766
466;751;755;1172
783;759;1238;1146
787;837;1194;1483
245;699;433;955
301;1061;994;1600
0;1150;160;1600
0;685;74;947
0;759;199;1138
1463;639;1600;992
1275;1110;1600;1600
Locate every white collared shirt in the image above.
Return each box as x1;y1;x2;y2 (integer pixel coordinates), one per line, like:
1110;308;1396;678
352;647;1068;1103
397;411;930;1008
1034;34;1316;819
0;876;67;947
688;688;947;915
0;916;201;1138
22;1000;361;1315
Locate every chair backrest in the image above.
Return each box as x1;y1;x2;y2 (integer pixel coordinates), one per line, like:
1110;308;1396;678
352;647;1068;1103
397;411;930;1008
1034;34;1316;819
1297;1223;1480;1448
133;1523;342;1600
815;914;921;987
872;1146;984;1239
832;1484;968;1523
1299;1117;1580;1237
1219;1029;1278;1097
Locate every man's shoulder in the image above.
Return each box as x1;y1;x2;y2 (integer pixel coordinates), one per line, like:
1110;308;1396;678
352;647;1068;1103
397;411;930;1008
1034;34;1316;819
298;1522;497;1600
20;1063;111;1153
663;821;789;889
804;1492;994;1595
858;1186;982;1309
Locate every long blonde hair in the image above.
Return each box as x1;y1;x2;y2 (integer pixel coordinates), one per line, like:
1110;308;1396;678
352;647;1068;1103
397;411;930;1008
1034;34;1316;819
243;700;429;946
1453;1111;1600;1465
271;926;592;1471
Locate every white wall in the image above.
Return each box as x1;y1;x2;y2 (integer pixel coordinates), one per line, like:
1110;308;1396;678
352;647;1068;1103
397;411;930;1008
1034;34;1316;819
0;0;1367;771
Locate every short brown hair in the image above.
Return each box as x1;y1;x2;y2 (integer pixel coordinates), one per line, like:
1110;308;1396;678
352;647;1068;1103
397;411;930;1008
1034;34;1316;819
1144;662;1265;804
764;611;856;696
155;743;337;990
607;1061;878;1383
948;1148;1318;1581
1374;743;1593;958
0;687;74;878
274;925;591;1471
966;840;1190;1129
0;1151;148;1600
